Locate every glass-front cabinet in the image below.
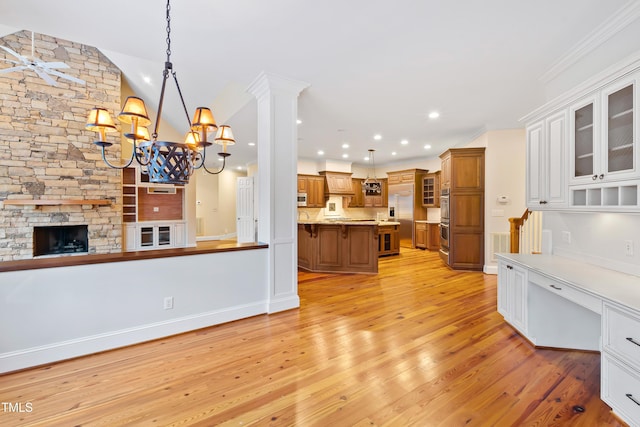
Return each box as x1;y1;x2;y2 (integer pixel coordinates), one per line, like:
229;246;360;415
567;73;640;210
571;98;597;182
570;75;638;185
604;81;635;177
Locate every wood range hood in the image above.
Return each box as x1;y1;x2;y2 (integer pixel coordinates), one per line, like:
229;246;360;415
318;171;354;196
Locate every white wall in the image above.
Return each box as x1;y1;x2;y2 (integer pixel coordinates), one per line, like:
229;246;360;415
0;249;269;373
543;212;640;277
481;130;527;271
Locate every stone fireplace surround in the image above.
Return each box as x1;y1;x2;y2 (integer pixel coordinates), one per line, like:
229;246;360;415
0;31;123;261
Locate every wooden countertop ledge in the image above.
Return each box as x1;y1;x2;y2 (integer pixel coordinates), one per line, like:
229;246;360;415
0;241;268;273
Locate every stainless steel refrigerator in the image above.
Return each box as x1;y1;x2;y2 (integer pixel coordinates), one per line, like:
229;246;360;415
388;183;414;248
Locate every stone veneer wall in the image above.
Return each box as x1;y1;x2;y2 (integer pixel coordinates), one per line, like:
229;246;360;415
0;31;122;261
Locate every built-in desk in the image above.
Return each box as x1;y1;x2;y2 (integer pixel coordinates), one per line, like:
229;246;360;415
496;253;640;427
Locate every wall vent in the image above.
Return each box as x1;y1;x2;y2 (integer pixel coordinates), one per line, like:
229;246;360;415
489;232;510;262
147;187;176;194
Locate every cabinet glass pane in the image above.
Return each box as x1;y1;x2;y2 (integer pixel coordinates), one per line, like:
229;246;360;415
383;233;391;251
574;103;594;178
608;84;633;173
158;226;171;246
140;227;154;246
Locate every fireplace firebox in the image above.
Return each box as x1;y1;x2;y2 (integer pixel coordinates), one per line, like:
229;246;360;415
34;225;89;257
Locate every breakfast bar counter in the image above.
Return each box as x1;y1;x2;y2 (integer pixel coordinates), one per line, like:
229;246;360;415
0;240;268;273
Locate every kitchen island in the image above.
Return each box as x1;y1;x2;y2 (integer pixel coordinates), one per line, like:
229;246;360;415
297;220;400;274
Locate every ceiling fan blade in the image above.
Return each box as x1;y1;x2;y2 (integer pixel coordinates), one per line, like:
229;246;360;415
33;68;58;86
0;66;27;74
0;45;26;62
40;61;69;69
47;69;86;85
0;58;19;65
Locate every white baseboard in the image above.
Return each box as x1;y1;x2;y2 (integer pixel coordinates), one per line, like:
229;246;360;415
268;295;300;314
484;264;498;275
0;301;267;374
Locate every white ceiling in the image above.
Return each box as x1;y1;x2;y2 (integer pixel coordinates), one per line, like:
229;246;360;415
0;0;634;170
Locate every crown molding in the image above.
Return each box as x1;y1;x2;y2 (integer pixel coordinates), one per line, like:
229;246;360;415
521;50;640;124
539;0;640;84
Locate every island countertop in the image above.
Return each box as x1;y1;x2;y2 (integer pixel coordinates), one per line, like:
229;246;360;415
298;219;400;226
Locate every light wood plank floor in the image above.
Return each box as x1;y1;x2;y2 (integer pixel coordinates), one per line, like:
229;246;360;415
0;249;626;426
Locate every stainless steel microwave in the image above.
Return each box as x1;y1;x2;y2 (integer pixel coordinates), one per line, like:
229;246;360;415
297;192;308;206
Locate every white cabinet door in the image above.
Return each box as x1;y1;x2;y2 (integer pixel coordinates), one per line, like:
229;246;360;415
601;74;639;182
570;94;600;185
497;261;510;317
546;111;568;208
526;121;544;208
526;112;567;210
124;224;137;251
497;260;528;336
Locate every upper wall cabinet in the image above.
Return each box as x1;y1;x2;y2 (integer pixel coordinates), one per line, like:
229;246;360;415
570;74;639;185
526;111;568;209
524;63;640;212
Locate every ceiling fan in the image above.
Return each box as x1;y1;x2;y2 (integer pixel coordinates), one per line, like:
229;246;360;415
0;31;85;87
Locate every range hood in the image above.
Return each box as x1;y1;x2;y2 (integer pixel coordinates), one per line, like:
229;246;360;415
319;171;354;195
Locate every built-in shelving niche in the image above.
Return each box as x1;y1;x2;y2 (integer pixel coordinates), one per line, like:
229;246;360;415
571;182;639;208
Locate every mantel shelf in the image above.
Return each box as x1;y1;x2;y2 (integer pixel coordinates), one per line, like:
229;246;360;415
3;199;111;207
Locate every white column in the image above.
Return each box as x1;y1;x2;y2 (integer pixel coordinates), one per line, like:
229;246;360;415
247;72;309;313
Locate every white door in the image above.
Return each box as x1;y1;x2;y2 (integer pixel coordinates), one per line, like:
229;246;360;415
236;176;255;243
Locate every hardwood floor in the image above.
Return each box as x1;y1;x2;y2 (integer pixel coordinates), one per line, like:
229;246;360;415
0;249;626;426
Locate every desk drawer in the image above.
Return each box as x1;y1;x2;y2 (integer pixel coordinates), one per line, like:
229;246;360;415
528;271;601;314
604;303;640;369
602;353;640;427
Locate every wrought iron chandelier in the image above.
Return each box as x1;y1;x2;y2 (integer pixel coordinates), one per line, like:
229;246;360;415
85;0;234;185
364;149;381;195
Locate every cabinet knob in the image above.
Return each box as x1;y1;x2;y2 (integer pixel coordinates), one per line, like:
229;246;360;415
506;265;513;270
539;200;548;205
599;174;604;180
592;175;598;180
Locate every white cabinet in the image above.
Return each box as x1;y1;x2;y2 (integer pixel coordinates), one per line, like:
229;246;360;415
525;63;640;211
570;75;639;185
526;111;568;209
139;224;172;249
497;259;528;335
567;74;640;210
602;302;640;427
123;222;186;251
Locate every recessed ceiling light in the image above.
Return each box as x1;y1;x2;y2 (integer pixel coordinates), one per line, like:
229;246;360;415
401;139;409;145
237;166;243;170
424;144;432;150
428;112;440;119
218;157;224;161
391;152;397;156
296;119;302;124
317;150;324;156
342;143;349;149
142;75;152;85
373;134;382;140
342;153;349;159
364;156;369;161
248;142;256;146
